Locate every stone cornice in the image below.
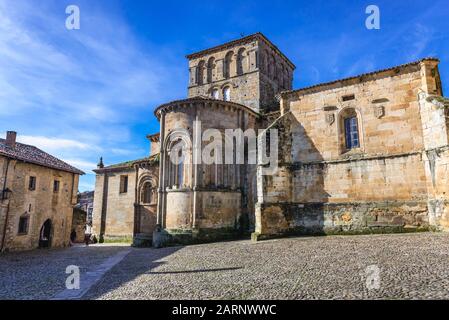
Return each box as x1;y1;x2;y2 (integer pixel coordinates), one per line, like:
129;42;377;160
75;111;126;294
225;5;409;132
154;97;260;119
186;32;296;70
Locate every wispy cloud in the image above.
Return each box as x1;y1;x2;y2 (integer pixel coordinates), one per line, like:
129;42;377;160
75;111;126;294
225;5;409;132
18;135;98;152
0;0;185;190
403;23;435;61
61;159;98;173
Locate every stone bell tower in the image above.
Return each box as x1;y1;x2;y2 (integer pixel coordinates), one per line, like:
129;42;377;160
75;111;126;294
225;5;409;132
186;32;295;113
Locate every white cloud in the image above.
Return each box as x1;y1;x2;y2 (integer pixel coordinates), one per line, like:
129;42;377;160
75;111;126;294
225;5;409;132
61;159;98;173
17;135;97;152
0;0;186;191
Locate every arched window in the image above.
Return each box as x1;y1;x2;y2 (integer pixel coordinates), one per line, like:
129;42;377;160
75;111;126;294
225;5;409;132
207;57;215;83
177;151;184;187
224;51;233;79
341;108;360;150
211;88;219;99
142;182;153;204
223;87;231;101
167;139;186;189
197;60;205;85
236;48;246;75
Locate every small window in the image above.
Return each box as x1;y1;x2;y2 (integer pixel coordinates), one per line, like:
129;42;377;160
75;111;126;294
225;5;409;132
342;94;355;102
223;87;231;101
18;214;29;235
29;176;36;191
344;116;360;149
120;175;128;194
211;89;219;99
53;180;60;193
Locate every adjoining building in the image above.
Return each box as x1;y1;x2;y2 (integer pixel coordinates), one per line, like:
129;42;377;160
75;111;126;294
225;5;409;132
71;191;94;243
0;131;84;252
92;136;159;245
92;32;449;246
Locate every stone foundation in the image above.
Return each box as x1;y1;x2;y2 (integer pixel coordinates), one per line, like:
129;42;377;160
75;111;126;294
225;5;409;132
253;201;430;241
152;227;245;247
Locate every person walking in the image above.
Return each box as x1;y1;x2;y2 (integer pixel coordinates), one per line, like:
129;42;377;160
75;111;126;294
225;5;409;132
84;222;92;246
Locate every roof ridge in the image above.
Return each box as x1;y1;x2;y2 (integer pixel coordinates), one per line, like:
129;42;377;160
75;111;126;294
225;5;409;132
0;138;84;175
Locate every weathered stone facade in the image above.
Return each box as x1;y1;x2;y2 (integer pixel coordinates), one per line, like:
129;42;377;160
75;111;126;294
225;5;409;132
153;98;259;245
254;58;449;239
0;132;83;252
92;149;159;244
93;32;449;246
187;33;295;112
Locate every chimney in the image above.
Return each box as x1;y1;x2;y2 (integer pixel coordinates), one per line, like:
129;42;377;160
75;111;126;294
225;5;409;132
5;131;17;148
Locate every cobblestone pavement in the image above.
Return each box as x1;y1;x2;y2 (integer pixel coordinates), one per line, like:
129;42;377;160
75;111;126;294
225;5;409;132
0;244;129;300
3;233;449;300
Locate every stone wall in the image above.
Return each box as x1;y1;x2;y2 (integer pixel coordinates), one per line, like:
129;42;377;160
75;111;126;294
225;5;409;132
92;168;136;239
255;59;447;239
0;158;79;251
71;208;86;243
155;99;259;244
93;162;160;241
187;35;294;112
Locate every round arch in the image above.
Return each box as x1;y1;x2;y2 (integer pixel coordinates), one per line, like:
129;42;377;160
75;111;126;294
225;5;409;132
39;219;52;248
336;106;365;154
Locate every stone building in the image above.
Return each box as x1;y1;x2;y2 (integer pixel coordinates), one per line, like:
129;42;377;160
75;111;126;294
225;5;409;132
254;58;449;239
92;32;449;246
0;131;84;252
71;191;94;243
92;134;159;244
76;191;94;222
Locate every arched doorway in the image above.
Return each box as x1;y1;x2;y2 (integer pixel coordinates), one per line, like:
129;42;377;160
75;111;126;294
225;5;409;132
39;219;52;248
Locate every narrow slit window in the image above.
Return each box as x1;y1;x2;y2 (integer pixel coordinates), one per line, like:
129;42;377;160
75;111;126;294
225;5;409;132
53;180;60;193
29;176;36;191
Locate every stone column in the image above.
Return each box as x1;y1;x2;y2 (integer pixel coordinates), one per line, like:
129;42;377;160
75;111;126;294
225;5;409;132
248;49;258;71
216;59;224;80
192;104;201;229
156;111;166;227
189;66;198;86
133;164;139;235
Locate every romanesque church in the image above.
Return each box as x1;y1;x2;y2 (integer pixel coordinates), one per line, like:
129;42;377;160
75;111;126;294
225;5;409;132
92;32;449;246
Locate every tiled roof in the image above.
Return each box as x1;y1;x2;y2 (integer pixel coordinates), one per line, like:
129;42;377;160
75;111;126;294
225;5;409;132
0;139;84;175
282;57;440;97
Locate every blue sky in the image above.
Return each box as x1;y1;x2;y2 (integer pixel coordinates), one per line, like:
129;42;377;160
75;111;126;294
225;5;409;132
0;0;448;191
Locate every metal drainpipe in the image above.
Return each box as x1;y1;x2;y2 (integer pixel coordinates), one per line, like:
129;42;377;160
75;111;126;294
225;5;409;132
1;158;12;252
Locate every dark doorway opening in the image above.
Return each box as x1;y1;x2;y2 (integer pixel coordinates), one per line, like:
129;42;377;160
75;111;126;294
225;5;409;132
39;219;52;248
